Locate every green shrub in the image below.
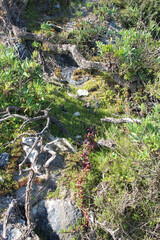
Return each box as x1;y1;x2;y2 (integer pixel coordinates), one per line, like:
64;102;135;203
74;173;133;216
96;28;159;82
0;44;45;113
109;0;160;29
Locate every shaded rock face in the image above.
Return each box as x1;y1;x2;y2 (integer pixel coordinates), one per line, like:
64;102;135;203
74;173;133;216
0;152;10;167
33;198;81;240
56;53;78;84
17;43;31;60
0;222;39;240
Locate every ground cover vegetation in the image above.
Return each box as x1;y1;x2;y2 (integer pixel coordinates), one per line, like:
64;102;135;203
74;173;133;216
0;0;160;239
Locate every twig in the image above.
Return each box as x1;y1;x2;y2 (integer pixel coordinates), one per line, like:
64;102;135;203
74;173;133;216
96;221;119;240
101;117;142;124
2;199;17;240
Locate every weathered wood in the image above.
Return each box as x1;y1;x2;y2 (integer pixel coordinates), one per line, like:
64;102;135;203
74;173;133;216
2;199;17;240
96;138;116;149
101;117;141;124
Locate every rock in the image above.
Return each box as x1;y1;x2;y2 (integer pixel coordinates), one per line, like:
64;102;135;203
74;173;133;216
17;43;31;60
22;137;41;148
54;3;60;8
47;138;76;153
22;137;41;163
4;225;22;240
76;135;82;139
15;177;57;206
0;153;10;167
0;222;39;240
0;176;4;182
32;197;82;240
77;89;89;97
0;196;12;219
73;112;80;117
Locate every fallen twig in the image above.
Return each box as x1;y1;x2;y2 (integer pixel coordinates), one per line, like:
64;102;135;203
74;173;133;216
101;117;141;124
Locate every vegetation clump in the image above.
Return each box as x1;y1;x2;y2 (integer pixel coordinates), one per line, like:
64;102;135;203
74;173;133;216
0;0;159;239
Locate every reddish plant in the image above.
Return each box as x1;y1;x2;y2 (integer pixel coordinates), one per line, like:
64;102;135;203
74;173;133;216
74;126;97;231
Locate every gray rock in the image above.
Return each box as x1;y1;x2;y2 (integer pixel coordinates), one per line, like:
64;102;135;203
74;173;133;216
0;176;4;182
0;153;10;167
77;89;89;97
47;138;76;153
15;182;51;206
76;135;82;139
54;3;60;8
73;112;80;117
33;197;81;239
22;137;41;163
17;43;31;60
22;137;41;148
0;222;39;240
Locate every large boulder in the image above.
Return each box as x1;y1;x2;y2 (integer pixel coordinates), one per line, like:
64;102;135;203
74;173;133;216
33;197;81;240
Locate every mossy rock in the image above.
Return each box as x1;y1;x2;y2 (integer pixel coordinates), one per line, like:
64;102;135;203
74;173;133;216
72;69;91;81
54;67;62;79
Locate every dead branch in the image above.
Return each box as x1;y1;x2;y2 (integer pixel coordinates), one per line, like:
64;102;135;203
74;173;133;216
2;199;17;240
19;137;40;174
49;115;71;136
0;113;28;122
25;168;36;232
96;138;116;149
41;145;57;180
96;221;120;240
44;78;64;87
0;107;70;150
101;117;142;124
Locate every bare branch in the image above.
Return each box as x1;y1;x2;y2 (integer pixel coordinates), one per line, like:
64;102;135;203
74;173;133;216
19;137;40;175
2;199;17;240
42;146;57;180
0;114;28;122
101;117;142;124
96;221;119;240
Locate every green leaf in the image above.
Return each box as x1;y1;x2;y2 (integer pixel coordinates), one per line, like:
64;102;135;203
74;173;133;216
23;72;30;78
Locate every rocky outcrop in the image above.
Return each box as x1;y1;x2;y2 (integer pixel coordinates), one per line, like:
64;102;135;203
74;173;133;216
33;197;81;240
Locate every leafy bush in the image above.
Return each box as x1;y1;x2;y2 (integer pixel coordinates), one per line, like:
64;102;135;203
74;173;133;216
96;28;159;82
91;105;160;239
108;0;160;29
0;44;45;113
128;104;160;151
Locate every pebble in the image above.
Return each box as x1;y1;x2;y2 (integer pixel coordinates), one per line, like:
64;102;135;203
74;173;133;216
73;112;80;117
77;89;89;97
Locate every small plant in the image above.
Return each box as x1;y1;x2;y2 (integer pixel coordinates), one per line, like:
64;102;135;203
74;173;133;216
71;126;98;233
41;22;52;32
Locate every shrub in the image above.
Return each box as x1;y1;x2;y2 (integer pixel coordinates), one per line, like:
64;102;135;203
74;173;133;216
96;28;159;82
0;44;45;113
108;0;160;29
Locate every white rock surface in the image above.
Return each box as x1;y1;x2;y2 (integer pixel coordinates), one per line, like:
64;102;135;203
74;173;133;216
73;112;80;117
77;89;89;97
47;138;76;153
